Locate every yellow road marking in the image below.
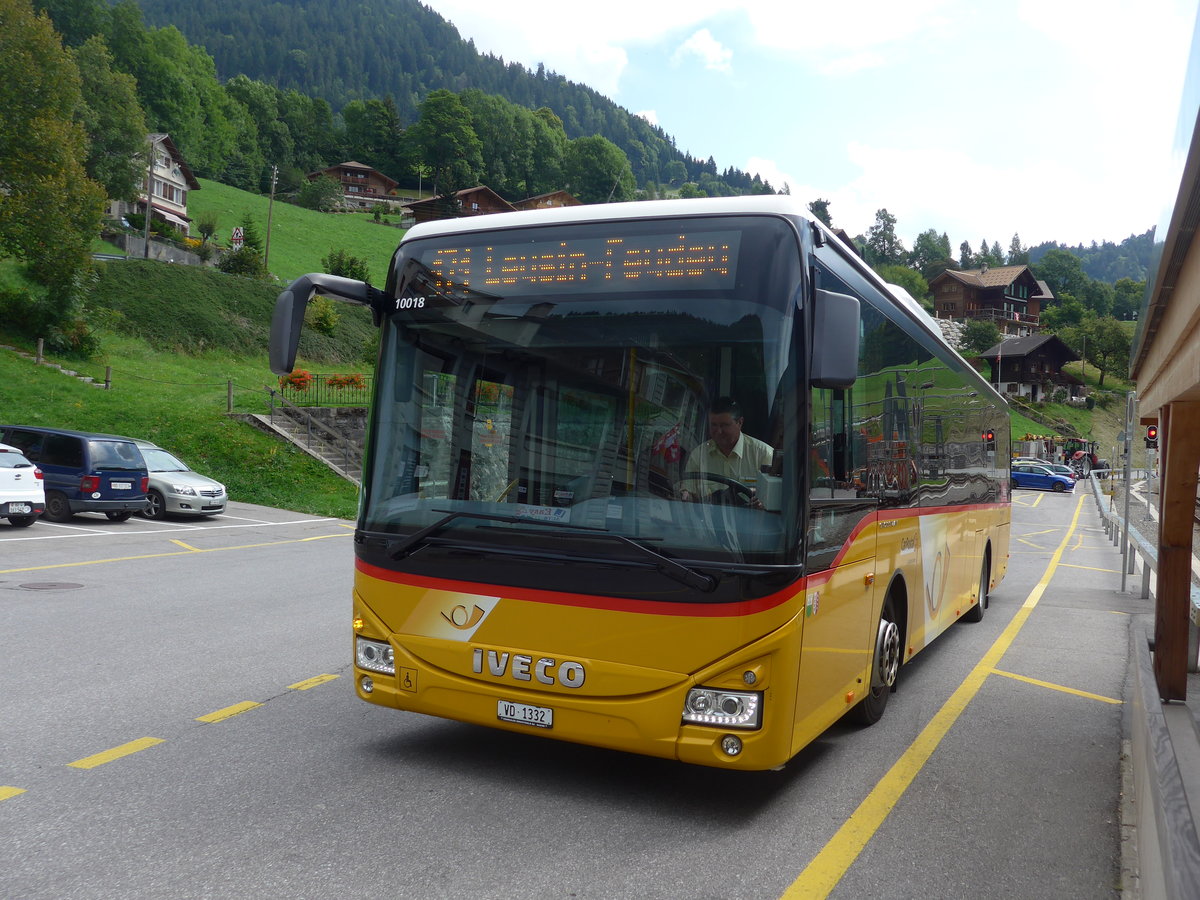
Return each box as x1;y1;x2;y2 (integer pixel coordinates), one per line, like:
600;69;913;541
0;786;27;801
172;539;200;551
289;674;340;691
196;701;262;723
1017;538;1045;549
0;532;349;575
989;668;1121;704
68;737;165;770
1022;529;1057;536
782;491;1086;899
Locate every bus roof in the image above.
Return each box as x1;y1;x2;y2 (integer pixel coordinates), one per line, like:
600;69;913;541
401;195;813;242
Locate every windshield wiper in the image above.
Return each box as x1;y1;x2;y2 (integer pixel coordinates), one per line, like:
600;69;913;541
385;511;716;592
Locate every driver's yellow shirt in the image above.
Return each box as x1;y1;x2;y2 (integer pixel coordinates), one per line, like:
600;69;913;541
682;433;774;496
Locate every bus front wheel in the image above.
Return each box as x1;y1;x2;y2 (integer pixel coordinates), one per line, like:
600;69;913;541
852;594;900;726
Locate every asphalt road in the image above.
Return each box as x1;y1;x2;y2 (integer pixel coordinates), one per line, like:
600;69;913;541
0;493;1143;899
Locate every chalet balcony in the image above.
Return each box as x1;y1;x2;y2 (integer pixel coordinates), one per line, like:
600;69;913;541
964;308;1040;330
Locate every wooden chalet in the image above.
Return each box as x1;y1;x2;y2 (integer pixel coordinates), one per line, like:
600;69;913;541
307;161;399;209
403;186;516;224
928;264;1050;336
512;191;582;212
976;334;1081;401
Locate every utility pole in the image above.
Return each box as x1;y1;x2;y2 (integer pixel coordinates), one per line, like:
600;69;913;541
264;164;279;269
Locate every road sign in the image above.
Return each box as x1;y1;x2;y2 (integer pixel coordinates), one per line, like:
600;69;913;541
231;226;244;248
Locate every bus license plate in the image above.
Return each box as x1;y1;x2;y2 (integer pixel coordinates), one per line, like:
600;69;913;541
497;700;553;729
111;482;132;490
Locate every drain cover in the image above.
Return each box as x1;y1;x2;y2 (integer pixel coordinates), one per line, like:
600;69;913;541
18;582;84;591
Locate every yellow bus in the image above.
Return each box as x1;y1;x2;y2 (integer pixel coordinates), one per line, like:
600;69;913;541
271;196;1010;770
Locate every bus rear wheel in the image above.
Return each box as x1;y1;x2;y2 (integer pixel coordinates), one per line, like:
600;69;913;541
963;555;989;623
852;594;900;726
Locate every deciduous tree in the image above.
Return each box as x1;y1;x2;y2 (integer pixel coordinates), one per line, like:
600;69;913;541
406;88;483;199
72;35;147;200
563;135;635;203
0;0;105;287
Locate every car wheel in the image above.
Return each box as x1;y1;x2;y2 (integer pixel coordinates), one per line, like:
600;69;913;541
851;592;900;726
43;491;72;522
7;515;37;528
962;555;988;623
1052;481;1065;492
105;511;134;522
143;489;166;520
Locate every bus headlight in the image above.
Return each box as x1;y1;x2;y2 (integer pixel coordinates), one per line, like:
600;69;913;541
682;688;762;729
355;637;395;675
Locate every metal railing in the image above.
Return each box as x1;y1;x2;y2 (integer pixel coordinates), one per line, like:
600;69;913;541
276;372;372;408
265;387;363;486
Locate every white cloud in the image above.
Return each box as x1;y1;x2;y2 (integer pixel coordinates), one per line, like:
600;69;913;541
673;29;734;73
424;0;739;95
818;52;887;77
827;140;1171;248
744;156;803;194
635;110;660;126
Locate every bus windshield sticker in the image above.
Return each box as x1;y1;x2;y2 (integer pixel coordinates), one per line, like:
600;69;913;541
514;504;571;524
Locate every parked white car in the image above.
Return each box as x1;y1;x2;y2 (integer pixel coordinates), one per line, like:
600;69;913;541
133;441;227;519
0;441;46;527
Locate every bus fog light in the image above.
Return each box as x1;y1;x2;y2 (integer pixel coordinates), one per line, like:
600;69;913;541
360;675;374;694
721;735;743;756
682;688;761;729
356;637;395;675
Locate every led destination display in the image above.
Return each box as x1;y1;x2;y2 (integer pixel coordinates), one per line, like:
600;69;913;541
424;230;741;294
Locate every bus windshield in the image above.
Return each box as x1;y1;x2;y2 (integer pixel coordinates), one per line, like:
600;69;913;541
362;214;805;571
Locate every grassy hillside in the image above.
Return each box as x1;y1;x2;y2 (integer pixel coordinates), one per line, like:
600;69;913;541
186;178;406;284
0;258;365;517
89;257;376;363
0;336;359;517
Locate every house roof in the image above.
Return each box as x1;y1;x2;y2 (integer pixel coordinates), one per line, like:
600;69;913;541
148;133;199;190
977;333;1079;361
306;161;399;190
403;185;515;211
936;264;1035;289
1033;279;1054;301
512;190;581;209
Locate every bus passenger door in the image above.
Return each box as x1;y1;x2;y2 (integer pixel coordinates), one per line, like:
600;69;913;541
794;385;880;742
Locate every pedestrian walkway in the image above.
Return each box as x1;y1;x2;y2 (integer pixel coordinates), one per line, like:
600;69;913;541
1084;475;1200;900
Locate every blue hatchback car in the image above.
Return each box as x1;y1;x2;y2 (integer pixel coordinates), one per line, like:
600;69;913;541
1011;463;1075;492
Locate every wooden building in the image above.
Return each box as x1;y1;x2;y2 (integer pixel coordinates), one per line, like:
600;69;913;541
403;186;516;224
928;265;1049;335
976;334;1082;401
307;161;399;209
512;191;582;212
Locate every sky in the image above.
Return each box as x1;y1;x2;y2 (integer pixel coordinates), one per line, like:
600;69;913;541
422;0;1198;252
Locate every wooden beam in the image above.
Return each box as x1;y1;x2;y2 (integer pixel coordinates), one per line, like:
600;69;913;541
1153;401;1200;700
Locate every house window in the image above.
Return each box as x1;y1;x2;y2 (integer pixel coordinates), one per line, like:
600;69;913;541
472;202;479;211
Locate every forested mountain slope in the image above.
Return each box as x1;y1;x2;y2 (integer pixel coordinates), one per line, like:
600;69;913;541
135;0;770;194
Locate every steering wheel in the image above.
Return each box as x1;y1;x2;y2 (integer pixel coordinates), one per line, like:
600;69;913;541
677;472;755;506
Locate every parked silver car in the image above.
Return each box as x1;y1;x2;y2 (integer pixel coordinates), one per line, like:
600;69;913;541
133;441;227;519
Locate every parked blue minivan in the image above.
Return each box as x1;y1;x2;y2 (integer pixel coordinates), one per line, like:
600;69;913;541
0;426;150;522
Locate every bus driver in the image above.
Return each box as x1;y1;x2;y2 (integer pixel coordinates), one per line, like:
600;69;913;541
677;397;773;507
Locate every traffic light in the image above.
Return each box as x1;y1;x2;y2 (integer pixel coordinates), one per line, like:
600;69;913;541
1145;425;1159;449
982;429;995;449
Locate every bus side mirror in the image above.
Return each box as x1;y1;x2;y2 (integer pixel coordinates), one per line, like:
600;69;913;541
270;273;385;375
811;289;860;389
